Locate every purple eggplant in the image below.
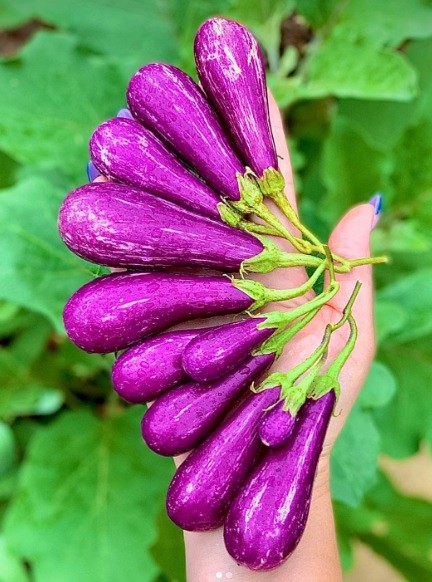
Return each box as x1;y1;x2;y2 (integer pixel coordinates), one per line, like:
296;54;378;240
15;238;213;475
224;391;336;571
142;353;273;457
111;328;202;403
58;182;264;271
127;63;245;201
63;272;254;354
258;401;297;447
182;317;275;382
90;117;222;220
166;384;278;531
195;18;277;180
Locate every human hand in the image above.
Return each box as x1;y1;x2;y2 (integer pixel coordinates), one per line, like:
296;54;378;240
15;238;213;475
173;93;378;581
95;92;378;580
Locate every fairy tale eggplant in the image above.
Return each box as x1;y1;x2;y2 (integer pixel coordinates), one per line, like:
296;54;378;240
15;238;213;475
63;270;297;354
90;117;223;220
58;182;263;271
166;385;278;531
141;353;273;456
224;391;336;571
63;272;257;353
58;181;303;273
127;63;245;201
111;328;203;403
194;18;278;182
182;317;275;382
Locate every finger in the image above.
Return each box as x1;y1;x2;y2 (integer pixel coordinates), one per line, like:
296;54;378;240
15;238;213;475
325;203;375;340
267;90;297;212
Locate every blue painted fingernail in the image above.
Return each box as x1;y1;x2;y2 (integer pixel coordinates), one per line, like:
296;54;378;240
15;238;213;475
369;193;383;229
117;108;133;119
87;160;101;182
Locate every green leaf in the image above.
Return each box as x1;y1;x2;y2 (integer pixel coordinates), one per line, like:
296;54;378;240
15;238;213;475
374;347;432;458
377;269;432;344
304;24;418;101
338;99;415;151
296;0;339;28
341;0;432;48
0;32;125;182
331;404;380;507
358;361;397;409
336;471;432;581
4;407;174;582
0;422;18;478
0;0;178;73
163;0;231;73
0;537;28;582
321;117;389;221
150;506;186;582
0;176;97;330
375;300;408;345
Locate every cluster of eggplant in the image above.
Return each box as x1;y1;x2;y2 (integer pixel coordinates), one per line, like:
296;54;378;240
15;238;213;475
59;18;378;571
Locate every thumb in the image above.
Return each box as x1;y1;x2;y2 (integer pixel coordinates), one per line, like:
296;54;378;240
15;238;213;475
325;203;377;337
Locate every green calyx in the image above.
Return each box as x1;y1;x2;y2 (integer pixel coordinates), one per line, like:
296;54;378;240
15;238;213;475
253;280;362;415
224;167;388;274
240;234;326;275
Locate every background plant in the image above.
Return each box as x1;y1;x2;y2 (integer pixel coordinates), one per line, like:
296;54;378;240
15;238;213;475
0;1;431;580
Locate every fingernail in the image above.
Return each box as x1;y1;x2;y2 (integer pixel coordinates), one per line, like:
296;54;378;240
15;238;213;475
117;108;133;119
87;160;101;182
369;193;383;229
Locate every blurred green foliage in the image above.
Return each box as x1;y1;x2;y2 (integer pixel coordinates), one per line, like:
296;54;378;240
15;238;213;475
0;1;431;580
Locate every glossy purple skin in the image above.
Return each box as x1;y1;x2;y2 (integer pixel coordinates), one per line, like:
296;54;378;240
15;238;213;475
166;380;278;531
142;353;272;456
111;329;202;403
90;117;222;220
258;401;297;447
63;272;253;353
195;18;278;178
224;391;336;571
58;182;263;271
182;317;275;382
127;63;244;201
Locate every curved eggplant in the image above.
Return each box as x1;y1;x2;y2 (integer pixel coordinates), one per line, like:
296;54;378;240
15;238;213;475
224;391;336;571
142;353;273;456
166;384;279;531
127;63;244;201
90;117;222;220
58;182;264;271
111;328;202;403
258;401;297;447
195;18;277;179
63;272;253;353
182;317;275;382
